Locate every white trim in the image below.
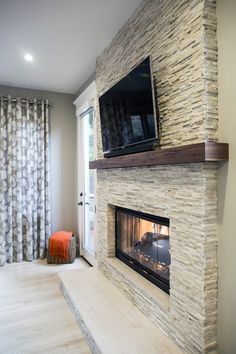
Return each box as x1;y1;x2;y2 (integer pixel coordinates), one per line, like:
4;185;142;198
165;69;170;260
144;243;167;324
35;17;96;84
73;81;96;116
75;80;97;267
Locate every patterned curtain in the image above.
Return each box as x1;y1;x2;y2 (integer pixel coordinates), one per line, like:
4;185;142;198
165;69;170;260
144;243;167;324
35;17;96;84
0;97;51;266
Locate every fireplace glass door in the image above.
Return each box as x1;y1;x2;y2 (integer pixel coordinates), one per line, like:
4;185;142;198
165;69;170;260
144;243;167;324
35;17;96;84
116;207;170;294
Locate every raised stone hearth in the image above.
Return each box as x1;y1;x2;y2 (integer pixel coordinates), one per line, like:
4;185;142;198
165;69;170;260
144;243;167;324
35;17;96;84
59;268;183;354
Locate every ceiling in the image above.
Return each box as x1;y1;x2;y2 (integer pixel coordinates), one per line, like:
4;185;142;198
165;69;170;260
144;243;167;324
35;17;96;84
0;0;142;94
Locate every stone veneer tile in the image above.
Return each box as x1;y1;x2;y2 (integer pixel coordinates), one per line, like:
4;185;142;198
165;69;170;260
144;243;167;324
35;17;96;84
95;0;218;353
96;164;218;353
96;0;218;159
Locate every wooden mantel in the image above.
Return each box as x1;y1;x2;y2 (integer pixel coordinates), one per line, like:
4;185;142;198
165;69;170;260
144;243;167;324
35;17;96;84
89;142;229;170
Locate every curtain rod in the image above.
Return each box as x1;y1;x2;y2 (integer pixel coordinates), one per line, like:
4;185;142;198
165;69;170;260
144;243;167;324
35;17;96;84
0;96;51;106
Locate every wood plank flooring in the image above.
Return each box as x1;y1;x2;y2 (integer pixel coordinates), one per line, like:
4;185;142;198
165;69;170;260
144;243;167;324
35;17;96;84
0;258;91;354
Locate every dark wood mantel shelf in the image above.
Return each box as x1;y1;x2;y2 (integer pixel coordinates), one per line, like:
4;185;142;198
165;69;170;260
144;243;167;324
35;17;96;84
89;142;229;170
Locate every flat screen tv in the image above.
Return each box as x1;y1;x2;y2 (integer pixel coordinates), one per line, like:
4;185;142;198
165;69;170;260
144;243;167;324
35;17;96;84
98;56;159;158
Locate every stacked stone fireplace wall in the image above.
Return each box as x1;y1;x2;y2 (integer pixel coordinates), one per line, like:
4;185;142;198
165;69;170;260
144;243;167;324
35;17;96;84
95;0;218;353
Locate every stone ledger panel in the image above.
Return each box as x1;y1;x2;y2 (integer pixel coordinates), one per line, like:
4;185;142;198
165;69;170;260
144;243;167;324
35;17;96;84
96;0;218;159
96;164;218;353
95;0;219;353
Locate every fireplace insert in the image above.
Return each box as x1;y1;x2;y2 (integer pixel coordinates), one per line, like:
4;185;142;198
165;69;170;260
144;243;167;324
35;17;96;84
115;207;170;294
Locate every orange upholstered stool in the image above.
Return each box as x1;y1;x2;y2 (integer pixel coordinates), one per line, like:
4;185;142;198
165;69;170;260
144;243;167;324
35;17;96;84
47;231;76;264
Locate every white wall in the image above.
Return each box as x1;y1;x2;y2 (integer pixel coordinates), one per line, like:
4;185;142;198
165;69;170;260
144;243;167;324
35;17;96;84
217;0;236;353
0;85;77;235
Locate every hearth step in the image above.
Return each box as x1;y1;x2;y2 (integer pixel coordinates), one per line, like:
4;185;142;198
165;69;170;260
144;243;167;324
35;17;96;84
59;268;182;354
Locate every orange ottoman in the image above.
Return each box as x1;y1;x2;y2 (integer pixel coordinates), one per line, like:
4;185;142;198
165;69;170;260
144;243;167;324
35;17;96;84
47;231;76;264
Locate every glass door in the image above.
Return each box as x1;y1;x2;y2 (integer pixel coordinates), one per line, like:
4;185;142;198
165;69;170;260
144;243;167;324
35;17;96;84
78;108;96;265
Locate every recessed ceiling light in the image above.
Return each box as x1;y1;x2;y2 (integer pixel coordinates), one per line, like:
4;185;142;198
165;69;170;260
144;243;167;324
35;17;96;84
24;53;34;62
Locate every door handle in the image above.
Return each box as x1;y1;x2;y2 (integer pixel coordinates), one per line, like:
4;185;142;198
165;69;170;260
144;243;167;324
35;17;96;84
78;202;83;206
85;202;90;205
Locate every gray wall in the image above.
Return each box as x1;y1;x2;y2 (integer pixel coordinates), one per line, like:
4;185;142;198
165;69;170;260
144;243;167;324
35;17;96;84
75;72;96;98
217;0;236;353
0;85;77;235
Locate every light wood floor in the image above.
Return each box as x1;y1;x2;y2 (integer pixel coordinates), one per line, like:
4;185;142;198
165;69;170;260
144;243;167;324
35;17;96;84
0;258;91;354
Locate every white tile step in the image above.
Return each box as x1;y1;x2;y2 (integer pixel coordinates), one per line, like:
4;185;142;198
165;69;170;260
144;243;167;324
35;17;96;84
59;267;183;354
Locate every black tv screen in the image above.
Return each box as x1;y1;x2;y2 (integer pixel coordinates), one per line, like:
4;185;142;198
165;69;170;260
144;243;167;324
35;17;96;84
99;57;158;157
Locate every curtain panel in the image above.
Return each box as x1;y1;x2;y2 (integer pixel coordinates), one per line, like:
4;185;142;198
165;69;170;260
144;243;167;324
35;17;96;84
0;97;51;266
